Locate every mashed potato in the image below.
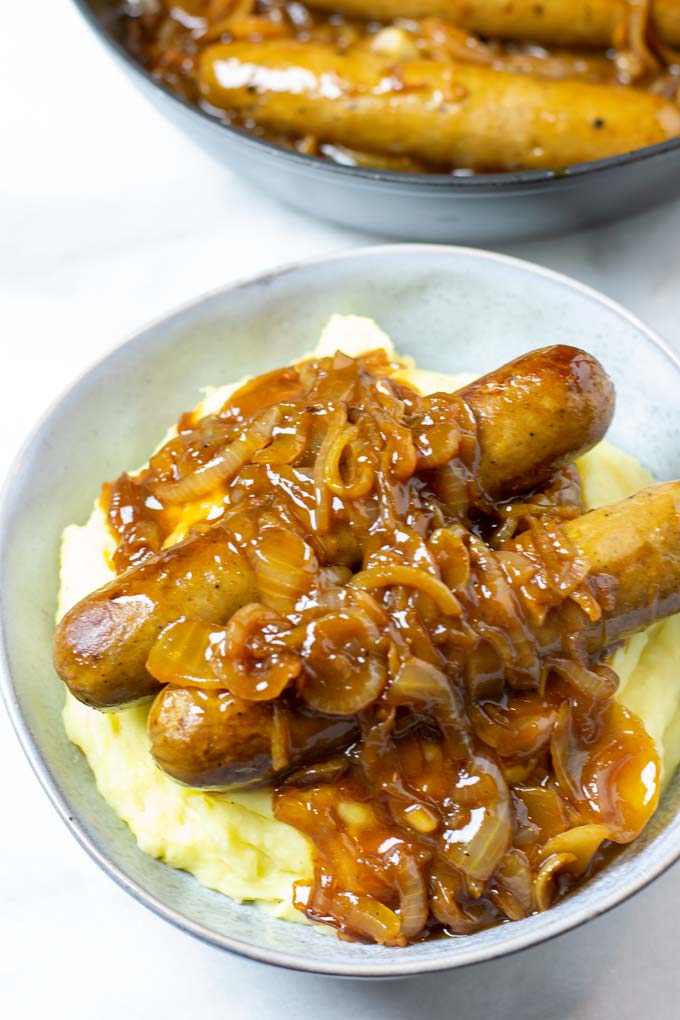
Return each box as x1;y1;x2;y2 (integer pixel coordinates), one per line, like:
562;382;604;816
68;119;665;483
60;315;680;924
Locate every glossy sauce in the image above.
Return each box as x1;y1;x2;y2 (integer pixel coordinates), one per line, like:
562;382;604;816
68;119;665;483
103;349;659;944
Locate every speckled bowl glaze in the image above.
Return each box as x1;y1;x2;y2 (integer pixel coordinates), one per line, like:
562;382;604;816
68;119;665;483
1;246;680;977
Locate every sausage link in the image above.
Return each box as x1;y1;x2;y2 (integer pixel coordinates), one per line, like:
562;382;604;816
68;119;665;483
566;481;680;647
198;41;680;171
460;345;615;500
148;687;358;788
54;528;257;709
305;0;680;49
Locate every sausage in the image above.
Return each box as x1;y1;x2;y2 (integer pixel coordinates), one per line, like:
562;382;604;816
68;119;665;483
304;0;680;49
564;481;680;648
148;482;680;790
54;527;257;709
54;345;613;710
148;687;358;788
459;346;614;500
197;41;680;172
657;0;680;45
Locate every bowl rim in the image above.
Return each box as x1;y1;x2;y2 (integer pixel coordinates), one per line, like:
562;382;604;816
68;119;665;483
70;0;680;190
2;243;680;978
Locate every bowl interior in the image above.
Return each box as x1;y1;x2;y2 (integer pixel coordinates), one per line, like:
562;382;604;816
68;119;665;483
2;245;680;977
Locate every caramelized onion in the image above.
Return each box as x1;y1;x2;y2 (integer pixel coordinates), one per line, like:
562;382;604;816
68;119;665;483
204;604;302;700
252;526;320;613
525;518;591;597
568;583;604;623
411;393;468;468
490;848;535;921
252;425;308;465
430;862;500;935
313;405;347;533
386;658;473;761
317;586;390;629
550;702;584;807
351;564;461;616
494;550;537;587
442;800;514;884
551;699;660;842
548;656;618;701
213;651;301;701
432;462;473;519
469;536;540;681
271;702;292;772
440;758;513;883
386;656;450;705
538;824;611;877
146;618;224;688
335;892;402;944
223;602;288;658
146;610;302;700
395;857;429;939
535;853;578;911
323;424;375;499
300;610;387;715
513;785;569;844
371;380;418;483
429;526;471;590
154;406;280;503
280;755;350;788
470;695;556;759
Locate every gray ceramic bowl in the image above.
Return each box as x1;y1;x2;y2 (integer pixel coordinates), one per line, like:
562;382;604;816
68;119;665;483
2;245;680;977
72;0;680;243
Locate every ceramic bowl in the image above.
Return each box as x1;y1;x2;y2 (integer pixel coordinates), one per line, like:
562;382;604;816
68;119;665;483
2;245;680;977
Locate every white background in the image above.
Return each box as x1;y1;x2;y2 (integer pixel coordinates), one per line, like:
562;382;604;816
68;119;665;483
2;2;680;1016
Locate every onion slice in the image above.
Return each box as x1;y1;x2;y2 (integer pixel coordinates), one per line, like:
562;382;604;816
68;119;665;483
535;853;578;912
396;857;429;939
538;824;611;878
338;892;402;944
440;756;513;883
154;406;280;504
146;619;225;688
252;527;320;614
386;657;471;757
490;848;535;921
213;652;301;701
350;564;461;617
300;609;387;715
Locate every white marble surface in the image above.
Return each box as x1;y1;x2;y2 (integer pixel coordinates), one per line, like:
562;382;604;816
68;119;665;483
2;2;680;1016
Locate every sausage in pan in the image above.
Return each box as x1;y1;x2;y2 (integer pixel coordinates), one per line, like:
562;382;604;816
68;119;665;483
198;41;680;172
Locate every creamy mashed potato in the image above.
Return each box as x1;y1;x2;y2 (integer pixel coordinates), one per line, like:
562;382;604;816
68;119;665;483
60;316;680;924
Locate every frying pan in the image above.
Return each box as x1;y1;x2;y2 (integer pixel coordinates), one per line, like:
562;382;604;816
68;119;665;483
72;1;680;243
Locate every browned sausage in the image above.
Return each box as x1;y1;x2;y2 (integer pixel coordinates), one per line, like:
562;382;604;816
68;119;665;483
564;481;680;648
198;41;680;172
54;346;613;711
148;687;357;788
305;0;680;49
148;482;680;791
54;528;257;710
460;345;614;500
